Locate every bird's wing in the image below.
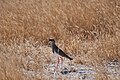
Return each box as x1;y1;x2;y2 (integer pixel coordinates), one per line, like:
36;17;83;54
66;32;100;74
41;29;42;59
58;49;73;60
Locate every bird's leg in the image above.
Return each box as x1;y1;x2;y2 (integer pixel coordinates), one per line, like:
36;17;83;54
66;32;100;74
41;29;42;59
55;57;60;68
59;57;63;69
55;57;63;69
60;57;63;64
53;57;59;78
55;57;59;69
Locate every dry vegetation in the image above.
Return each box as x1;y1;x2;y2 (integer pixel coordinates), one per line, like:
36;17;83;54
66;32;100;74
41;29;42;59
0;0;120;80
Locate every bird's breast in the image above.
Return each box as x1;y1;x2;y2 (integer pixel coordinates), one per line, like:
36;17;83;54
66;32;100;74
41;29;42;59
53;51;61;57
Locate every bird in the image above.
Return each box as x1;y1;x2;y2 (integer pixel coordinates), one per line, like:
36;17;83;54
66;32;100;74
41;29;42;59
49;39;73;68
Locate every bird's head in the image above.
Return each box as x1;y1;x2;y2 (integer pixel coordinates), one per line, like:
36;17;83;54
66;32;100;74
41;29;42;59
49;39;55;42
49;39;55;47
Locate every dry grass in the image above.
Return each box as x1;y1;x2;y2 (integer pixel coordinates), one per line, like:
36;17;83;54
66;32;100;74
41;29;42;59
0;0;120;80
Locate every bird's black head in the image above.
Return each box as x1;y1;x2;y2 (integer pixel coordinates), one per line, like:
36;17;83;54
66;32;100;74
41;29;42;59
49;39;55;47
49;39;55;42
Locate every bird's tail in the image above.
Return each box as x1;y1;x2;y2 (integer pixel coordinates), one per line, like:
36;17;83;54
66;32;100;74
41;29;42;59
65;55;73;60
68;56;73;60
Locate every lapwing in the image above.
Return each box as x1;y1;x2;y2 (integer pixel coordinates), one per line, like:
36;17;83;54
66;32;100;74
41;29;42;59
49;39;73;68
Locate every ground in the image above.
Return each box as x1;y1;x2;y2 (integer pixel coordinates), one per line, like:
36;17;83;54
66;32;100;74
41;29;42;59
0;0;120;80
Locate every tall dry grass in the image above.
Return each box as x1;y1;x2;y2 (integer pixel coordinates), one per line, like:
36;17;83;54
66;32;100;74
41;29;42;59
0;0;120;80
